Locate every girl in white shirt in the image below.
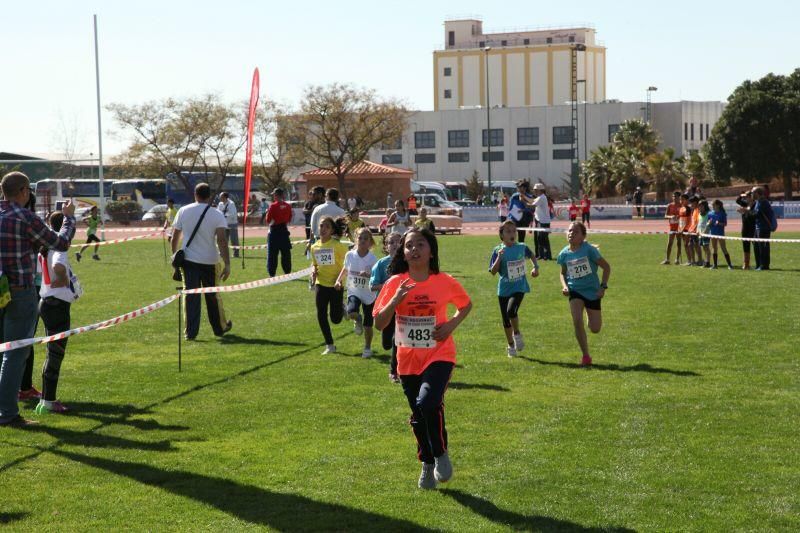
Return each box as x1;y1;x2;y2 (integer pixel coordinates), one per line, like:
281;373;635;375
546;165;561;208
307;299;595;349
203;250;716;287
335;228;378;358
35;212;82;415
387;200;410;234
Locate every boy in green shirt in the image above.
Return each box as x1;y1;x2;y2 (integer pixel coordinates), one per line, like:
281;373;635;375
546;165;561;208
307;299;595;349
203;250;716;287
76;205;102;262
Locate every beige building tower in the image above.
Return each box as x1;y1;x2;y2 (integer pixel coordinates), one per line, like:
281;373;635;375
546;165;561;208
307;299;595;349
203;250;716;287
434;19;606;111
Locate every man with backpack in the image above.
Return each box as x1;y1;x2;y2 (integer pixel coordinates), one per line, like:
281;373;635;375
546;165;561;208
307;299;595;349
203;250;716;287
752;186;777;271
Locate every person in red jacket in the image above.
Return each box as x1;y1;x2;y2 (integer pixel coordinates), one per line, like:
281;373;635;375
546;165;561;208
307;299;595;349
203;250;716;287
265;188;293;276
580;195;592;228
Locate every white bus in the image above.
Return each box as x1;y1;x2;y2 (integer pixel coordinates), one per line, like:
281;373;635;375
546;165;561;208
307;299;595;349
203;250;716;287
33;179;109;216
111;179;167;210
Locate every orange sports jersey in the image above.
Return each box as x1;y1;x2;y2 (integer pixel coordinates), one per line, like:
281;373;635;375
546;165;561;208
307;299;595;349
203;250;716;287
373;272;470;375
666;202;680;226
678;206;691;230
686;208;700;232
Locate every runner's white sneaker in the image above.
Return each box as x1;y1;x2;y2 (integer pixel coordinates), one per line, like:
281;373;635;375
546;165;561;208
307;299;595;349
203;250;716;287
434;452;452;482
418;463;436;489
507;346;517;358
353;315;364;336
322;344;336;355
361;348;373;359
513;333;525;351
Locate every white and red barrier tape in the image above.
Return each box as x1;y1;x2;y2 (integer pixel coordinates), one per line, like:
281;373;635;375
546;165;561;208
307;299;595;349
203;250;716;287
181;267;313;294
71;231;163;247
0;294;179;352
89;227;164;233
1;267;316;352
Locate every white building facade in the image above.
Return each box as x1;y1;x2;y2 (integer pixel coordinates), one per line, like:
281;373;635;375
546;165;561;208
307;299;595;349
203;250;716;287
434;19;606;111
370;101;724;188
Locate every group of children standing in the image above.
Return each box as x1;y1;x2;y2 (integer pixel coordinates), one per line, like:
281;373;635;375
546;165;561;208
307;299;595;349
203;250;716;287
308;213;611;490
663;191;733;269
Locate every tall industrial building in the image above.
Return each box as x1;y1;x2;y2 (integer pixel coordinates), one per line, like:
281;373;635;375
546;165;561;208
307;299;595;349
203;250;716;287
434;19;606;111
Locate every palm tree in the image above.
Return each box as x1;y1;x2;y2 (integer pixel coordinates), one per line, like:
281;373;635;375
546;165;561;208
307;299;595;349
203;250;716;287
645;148;686;201
581;145;616;197
613;119;659;156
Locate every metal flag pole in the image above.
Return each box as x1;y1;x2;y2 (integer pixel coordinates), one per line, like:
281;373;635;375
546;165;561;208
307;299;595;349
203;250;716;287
93;14;106;240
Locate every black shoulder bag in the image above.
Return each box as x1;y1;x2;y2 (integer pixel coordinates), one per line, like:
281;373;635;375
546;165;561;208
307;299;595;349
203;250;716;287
172;204;212;281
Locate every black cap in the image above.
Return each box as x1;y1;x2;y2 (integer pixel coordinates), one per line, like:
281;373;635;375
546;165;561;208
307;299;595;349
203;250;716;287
272;187;284;197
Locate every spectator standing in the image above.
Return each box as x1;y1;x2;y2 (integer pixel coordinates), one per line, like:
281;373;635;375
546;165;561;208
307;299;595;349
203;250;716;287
580;194;592;228
265;188;293;277
259;198;269;225
752;187;775;270
532;183;552;260
310;188;347;240
217;192;240;258
386;192;394;209
303;187;325;240
508;180;534;244
735;191;756;269
633;187;644;218
0;172;76;427
172;183;232;340
498;195;509;222
407;194;418;215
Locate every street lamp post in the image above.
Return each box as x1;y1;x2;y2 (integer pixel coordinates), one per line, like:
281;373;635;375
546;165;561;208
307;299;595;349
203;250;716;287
576;79;587;168
484;46;492;198
646;86;658;124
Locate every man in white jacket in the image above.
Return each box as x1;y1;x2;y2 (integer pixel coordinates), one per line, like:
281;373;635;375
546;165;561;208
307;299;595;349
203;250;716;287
217;192;240;258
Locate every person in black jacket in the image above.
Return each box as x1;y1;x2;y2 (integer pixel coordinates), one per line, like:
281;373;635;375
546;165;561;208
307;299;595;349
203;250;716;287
735;191;756;270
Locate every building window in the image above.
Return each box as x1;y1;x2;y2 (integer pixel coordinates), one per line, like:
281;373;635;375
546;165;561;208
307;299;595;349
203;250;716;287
482;128;504;147
517;150;540;161
523;38;530;45
546;37;553;44
553;149;575;160
448;152;469;163
501;40;507;46
443;67;451;77
415;131;435;149
444;89;452;99
706;123;710;139
699;123;703;141
415;153;436;164
479;40;485;48
448;130;469;148
482;151;504;162
553;126;574;145
690;123;694;141
568;36;575;43
382;154;402;165
448;31;455;47
517;127;539;146
608;124;621;142
381;136;402;150
684;122;688;141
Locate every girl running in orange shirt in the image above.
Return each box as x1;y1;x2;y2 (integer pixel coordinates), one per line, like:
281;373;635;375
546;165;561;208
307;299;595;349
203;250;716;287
374;228;472;490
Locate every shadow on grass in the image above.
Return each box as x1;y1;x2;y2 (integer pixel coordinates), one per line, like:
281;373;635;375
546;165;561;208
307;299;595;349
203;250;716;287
449;382;510;392
0;512;28;524
26;425;176;451
518;357;700;377
65;401;190;432
441;489;635;532
54;449;433;531
218;334;308;347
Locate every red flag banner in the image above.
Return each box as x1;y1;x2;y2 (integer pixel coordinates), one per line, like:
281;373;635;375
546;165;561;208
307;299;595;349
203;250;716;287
242;67;260;225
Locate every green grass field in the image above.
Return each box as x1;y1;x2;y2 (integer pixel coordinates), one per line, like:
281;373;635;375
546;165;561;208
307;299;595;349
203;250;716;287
1;232;798;531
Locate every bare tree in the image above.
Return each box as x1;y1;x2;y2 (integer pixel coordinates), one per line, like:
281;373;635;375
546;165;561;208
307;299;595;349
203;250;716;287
108;95;245;195
253;100;296;193
49;110;89;178
284;84;408;203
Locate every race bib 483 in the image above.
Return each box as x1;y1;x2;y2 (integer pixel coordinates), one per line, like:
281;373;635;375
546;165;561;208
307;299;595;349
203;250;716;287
396;315;436;349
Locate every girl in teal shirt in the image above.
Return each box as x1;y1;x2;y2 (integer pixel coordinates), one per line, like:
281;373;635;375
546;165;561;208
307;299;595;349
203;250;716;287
489;220;539;357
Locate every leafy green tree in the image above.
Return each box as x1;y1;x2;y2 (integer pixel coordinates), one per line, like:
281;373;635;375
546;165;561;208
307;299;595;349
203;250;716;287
705;69;800;199
464;170;485;201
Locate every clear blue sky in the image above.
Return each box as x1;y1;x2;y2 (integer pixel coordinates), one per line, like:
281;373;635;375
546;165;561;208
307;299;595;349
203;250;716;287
1;0;797;157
